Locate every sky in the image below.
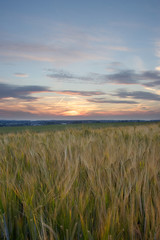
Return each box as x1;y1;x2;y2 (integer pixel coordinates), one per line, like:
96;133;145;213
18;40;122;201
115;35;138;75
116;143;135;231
0;0;160;120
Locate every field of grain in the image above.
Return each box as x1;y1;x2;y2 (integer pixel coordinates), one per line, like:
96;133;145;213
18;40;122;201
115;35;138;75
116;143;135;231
0;123;160;240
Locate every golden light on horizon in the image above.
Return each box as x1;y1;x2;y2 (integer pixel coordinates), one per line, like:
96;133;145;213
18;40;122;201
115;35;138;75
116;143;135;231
63;110;81;116
0;93;158;119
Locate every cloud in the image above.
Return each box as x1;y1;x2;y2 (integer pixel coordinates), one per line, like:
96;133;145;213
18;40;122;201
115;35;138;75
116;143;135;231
155;41;160;58
47;69;96;82
14;73;29;78
141;70;160;80
107;46;129;51
54;90;105;96
0;82;106;103
0;42;75;63
143;81;160;87
47;69;90;81
107;70;160;86
0;83;51;100
1;41;109;64
0;108;160;120
114;90;160;101
106;70;138;84
87;97;137;104
85;110;160;120
0;109;41;120
47;68;160;86
0;108;68;120
0;23;130;65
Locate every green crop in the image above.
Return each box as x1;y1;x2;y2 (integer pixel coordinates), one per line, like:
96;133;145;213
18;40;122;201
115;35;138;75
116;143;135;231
0;123;160;239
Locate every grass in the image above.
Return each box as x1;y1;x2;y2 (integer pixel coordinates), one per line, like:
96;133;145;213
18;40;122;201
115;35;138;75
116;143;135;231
0;122;160;239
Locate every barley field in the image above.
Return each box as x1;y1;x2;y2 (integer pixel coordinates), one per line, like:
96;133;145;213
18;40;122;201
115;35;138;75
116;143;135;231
0;123;160;240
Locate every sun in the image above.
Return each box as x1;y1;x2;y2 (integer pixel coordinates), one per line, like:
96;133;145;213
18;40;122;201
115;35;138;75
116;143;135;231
64;110;80;116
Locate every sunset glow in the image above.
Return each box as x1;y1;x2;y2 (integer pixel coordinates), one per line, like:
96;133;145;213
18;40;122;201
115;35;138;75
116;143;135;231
0;0;160;120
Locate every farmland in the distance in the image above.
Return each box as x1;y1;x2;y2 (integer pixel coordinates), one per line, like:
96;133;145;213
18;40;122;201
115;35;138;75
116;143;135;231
0;122;160;239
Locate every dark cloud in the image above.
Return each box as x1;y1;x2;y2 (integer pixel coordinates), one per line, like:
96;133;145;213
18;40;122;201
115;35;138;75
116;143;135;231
106;70;138;84
140;71;160;87
47;68;160;86
54;90;105;96
47;70;75;80
88;97;137;104
141;71;160;80
47;69;91;82
115;90;160;101
0;109;65;120
47;69;102;83
103;70;160;85
0;83;51;100
0;82;106;101
142;80;160;87
0;109;40;119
